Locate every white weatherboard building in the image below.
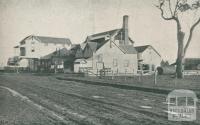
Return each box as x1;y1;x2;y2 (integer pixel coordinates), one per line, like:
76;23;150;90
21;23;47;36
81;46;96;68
135;45;161;73
74;15;138;75
13;35;71;71
74;15;162;75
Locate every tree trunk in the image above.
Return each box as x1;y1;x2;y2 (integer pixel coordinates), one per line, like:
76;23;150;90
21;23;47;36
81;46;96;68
176;55;184;78
176;31;185;79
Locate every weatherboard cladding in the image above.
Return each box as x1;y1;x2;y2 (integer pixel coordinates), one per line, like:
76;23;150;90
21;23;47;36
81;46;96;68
75;28;138;59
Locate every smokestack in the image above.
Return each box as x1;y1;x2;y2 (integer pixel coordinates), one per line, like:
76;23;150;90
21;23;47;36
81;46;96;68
122;15;129;45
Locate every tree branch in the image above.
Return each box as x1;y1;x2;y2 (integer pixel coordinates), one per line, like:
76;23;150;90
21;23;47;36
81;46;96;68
184;17;200;55
158;1;175;20
174;0;181;17
168;0;174;17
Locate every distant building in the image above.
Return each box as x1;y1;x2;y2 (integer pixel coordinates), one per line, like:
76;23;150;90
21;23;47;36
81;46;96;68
135;45;161;73
40;44;80;72
184;58;200;70
74;15;138;76
13;35;72;71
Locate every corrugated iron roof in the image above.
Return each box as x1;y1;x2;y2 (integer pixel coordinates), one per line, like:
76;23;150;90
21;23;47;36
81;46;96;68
19;35;72;45
35;36;71;45
87;42;98;52
119;45;137;54
80;42;87;50
41;48;69;59
135;45;161;57
135;45;149;53
89;29;120;39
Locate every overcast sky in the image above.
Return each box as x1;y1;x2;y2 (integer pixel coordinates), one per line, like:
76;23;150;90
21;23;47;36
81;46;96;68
0;0;200;66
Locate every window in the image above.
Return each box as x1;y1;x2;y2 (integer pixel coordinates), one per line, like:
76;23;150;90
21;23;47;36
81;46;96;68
169;97;176;106
178;97;186;106
124;60;130;67
187;97;194;106
113;59;118;67
97;54;103;62
31;46;35;52
20;47;26;56
152;65;155;71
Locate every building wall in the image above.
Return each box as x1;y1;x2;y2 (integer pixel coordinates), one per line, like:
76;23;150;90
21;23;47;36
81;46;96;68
88;41;138;75
20;37;70;59
141;46;161;71
14;47;20;56
16;36;71;70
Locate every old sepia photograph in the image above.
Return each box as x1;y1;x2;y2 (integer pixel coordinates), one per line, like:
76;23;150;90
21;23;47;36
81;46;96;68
0;0;200;125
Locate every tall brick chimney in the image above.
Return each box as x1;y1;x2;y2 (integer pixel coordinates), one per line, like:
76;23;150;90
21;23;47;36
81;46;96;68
122;15;129;45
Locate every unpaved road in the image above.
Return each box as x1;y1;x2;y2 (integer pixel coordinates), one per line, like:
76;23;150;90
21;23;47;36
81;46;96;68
0;74;199;125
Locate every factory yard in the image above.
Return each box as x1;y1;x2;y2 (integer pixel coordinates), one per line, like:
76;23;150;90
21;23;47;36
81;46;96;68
0;73;200;125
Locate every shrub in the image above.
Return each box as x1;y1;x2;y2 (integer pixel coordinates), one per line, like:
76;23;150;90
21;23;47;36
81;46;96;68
157;67;163;75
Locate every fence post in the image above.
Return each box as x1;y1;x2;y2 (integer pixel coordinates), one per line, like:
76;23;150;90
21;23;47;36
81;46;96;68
112;70;114;79
154;70;157;85
125;69;127;81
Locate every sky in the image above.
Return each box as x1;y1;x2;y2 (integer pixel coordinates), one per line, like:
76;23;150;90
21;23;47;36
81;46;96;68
0;0;200;66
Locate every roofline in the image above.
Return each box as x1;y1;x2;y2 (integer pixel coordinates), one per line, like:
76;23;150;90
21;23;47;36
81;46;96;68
88;29;120;37
148;45;161;57
135;45;161;57
20;35;71;44
185;58;200;60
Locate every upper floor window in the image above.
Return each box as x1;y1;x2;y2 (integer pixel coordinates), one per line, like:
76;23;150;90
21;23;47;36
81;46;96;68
20;47;26;56
31;46;35;52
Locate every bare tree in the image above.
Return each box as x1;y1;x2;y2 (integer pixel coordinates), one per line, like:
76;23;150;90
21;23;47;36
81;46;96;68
157;0;200;78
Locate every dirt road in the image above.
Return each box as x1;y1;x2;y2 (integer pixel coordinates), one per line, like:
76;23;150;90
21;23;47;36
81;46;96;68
0;74;199;125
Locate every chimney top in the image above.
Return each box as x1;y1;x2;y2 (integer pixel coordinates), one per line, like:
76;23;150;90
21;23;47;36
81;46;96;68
122;15;129;45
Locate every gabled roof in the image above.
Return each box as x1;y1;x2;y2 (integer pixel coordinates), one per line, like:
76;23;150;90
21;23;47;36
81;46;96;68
185;58;200;64
85;29;121;53
71;44;79;49
35;36;71;45
41;48;69;59
119;45;137;54
185;58;200;61
87;42;98;52
135;45;161;57
88;29;120;40
135;45;149;53
74;59;87;63
80;42;87;50
20;35;72;45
